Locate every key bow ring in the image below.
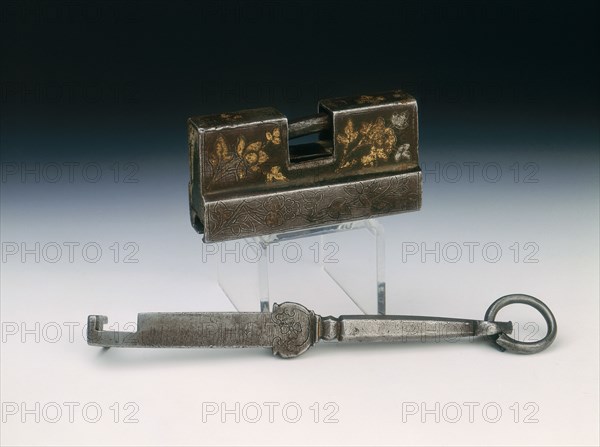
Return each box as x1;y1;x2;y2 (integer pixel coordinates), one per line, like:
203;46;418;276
484;294;557;355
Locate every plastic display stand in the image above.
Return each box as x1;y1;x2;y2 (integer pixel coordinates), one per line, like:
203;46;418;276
214;219;386;315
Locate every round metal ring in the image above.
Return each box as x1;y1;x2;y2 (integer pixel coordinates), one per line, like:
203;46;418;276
484;294;557;354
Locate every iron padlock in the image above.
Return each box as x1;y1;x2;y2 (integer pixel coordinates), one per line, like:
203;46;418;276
188;90;422;242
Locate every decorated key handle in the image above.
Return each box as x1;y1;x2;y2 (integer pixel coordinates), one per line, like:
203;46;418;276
88;294;557;358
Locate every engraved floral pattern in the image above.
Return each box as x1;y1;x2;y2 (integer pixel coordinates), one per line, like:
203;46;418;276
209;202;259;237
391;112;409;130
300;191;325;222
263;196;300;228
273;308;303;338
300;190;351;222
336;116;411;170
343;177;410;215
271;303;311;358
235;136;268;177
206;127;287;187
265;166;286;182
207;176;417;239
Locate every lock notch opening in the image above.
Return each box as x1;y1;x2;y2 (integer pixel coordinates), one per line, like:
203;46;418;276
288;112;334;165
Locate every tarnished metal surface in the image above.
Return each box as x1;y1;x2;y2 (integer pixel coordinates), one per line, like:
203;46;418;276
89;302;318;359
188;90;421;242
329;316;512;343
484;294;557;355
88;294;557;358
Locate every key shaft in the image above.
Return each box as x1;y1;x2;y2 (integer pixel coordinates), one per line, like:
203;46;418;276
88;300;528;358
320;315;512;343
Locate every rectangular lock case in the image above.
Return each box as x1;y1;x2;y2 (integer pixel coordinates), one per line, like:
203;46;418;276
188;90;422;243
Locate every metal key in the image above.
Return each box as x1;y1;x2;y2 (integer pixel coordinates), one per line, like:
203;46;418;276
87;294;557;358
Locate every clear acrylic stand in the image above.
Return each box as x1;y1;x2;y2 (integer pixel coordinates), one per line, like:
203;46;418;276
215;219;385;315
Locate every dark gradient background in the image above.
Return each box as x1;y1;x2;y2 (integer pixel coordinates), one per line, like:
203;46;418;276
1;1;598;446
1;0;598;160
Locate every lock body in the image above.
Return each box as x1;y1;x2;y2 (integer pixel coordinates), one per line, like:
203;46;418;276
188;90;422;242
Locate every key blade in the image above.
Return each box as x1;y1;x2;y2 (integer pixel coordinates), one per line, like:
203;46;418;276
137;312;275;348
87;302;319;358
